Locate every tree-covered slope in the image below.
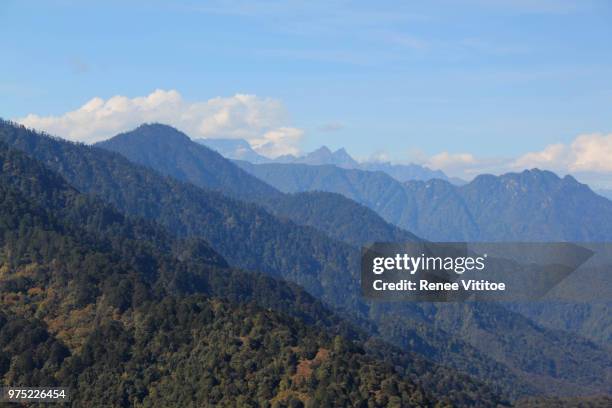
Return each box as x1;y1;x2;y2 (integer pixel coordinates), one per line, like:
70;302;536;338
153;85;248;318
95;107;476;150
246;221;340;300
0;121;362;312
237;160;612;242
237;159;612;347
235;160;409;212
263;191;418;247
0;140;511;407
1;300;434;408
96;124;281;202
93;124;612;394
457;170;612;241
97;124;420;247
3;121;611;401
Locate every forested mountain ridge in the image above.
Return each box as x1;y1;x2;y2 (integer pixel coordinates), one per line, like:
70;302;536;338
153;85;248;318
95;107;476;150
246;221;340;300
0;140;512;406
1;122;525;399
236;160;612;241
237;158;612;346
398;170;612;241
93;123;612;398
453;170;612;241
236;160;412;214
1;121;361;311
97;124;421;247
3;121;611;401
96;124;282;202
263;191;418;247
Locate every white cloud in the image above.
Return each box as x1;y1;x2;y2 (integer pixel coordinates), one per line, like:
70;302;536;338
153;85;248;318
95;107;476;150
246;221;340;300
513;143;567;170
425;152;501;177
421;133;612;187
427;152;476;169
16;89;303;157
513;133;612;173
568;134;612;172
252;127;303;157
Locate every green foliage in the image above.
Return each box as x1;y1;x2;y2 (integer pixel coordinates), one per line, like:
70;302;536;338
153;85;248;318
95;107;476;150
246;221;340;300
0;120;361;311
236;160;612;241
90;122;612;399
2;120;610;402
237;157;612;359
97;125;420;247
0;139;505;406
262;191;419;247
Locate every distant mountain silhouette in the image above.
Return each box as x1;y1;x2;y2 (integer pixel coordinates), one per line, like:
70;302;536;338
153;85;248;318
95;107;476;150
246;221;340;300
276;146;360;168
198;137;453;182
98;124;420;246
238;161;612;242
98;125;280;202
237;160;612;346
94;123;612;397
196;137;271;163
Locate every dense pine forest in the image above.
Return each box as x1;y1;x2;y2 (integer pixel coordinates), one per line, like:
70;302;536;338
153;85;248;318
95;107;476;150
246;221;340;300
0;129;508;406
1;120;610;406
4;0;611;405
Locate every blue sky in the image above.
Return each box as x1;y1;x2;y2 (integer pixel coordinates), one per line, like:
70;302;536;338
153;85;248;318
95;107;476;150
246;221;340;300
1;0;612;184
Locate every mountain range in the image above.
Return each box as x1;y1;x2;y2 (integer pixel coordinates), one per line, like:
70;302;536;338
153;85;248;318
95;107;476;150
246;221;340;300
1;137;480;406
236;160;612;242
2;120;611;404
95;123;612;398
235;159;612;345
99;125;420;248
197;137;454;183
2;121;522;401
